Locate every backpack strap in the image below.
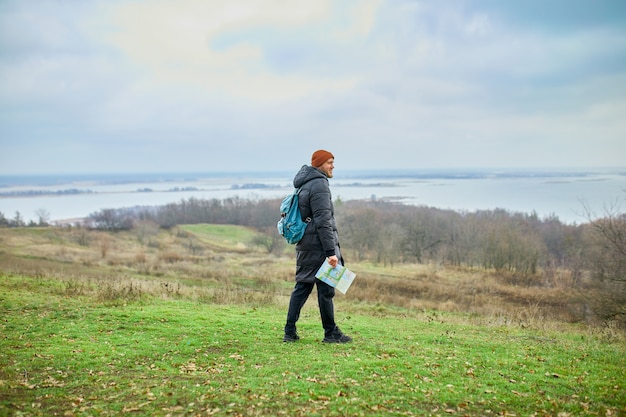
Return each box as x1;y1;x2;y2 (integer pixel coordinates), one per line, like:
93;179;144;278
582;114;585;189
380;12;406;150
294;187;312;223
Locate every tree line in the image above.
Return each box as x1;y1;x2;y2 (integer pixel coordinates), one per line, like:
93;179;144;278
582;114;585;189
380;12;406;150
0;209;51;227
77;197;582;275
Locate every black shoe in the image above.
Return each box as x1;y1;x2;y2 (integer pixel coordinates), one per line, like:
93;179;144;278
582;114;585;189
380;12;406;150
283;334;300;343
323;333;352;344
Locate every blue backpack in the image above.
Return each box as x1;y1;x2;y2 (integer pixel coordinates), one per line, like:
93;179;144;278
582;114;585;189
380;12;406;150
277;187;311;244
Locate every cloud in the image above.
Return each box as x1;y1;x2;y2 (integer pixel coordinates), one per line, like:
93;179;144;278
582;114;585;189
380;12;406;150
96;0;364;102
0;0;625;174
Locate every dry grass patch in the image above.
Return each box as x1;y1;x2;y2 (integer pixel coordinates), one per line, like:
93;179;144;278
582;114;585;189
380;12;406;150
345;261;580;324
0;226;595;329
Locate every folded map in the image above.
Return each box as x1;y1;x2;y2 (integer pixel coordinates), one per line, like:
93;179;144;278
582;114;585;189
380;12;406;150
315;260;356;294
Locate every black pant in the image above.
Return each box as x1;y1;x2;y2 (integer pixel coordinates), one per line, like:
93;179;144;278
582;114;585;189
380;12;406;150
284;280;337;338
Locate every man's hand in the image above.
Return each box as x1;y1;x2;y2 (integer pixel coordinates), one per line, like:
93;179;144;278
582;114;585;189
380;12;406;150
328;255;339;268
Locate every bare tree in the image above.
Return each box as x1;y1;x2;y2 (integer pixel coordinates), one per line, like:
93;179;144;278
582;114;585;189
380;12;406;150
337;205;383;262
581;200;626;326
252;227;286;254
375;222;405;266
0;211;8;227
35;208;50;226
402;210;446;263
97;233;112;258
12;211;25;227
134;220;160;245
88;208;133;230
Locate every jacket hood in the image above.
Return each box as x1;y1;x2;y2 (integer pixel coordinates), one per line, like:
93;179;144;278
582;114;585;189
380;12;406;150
293;165;327;188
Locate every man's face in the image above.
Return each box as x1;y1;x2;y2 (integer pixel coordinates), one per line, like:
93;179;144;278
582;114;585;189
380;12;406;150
319;158;334;178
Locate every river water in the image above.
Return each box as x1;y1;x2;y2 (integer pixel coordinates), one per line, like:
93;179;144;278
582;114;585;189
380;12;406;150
1;169;624;225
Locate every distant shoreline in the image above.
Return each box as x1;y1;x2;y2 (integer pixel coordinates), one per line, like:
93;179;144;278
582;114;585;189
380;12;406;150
1;167;624;188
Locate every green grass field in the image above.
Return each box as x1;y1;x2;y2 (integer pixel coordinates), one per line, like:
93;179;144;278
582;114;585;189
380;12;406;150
180;224;260;251
2;272;624;417
1;225;625;416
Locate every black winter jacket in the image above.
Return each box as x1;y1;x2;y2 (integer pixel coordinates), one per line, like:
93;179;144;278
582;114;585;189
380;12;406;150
293;165;342;283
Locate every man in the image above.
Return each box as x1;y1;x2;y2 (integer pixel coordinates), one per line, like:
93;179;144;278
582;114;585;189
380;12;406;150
283;149;352;344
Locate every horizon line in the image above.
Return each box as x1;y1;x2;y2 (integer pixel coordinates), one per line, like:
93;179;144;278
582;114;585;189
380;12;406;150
1;165;625;178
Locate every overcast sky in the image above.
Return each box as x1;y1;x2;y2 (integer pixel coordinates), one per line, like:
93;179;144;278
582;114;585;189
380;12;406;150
1;0;625;175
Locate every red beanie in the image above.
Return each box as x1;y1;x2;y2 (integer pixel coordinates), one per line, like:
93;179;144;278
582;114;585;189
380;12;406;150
311;149;334;167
